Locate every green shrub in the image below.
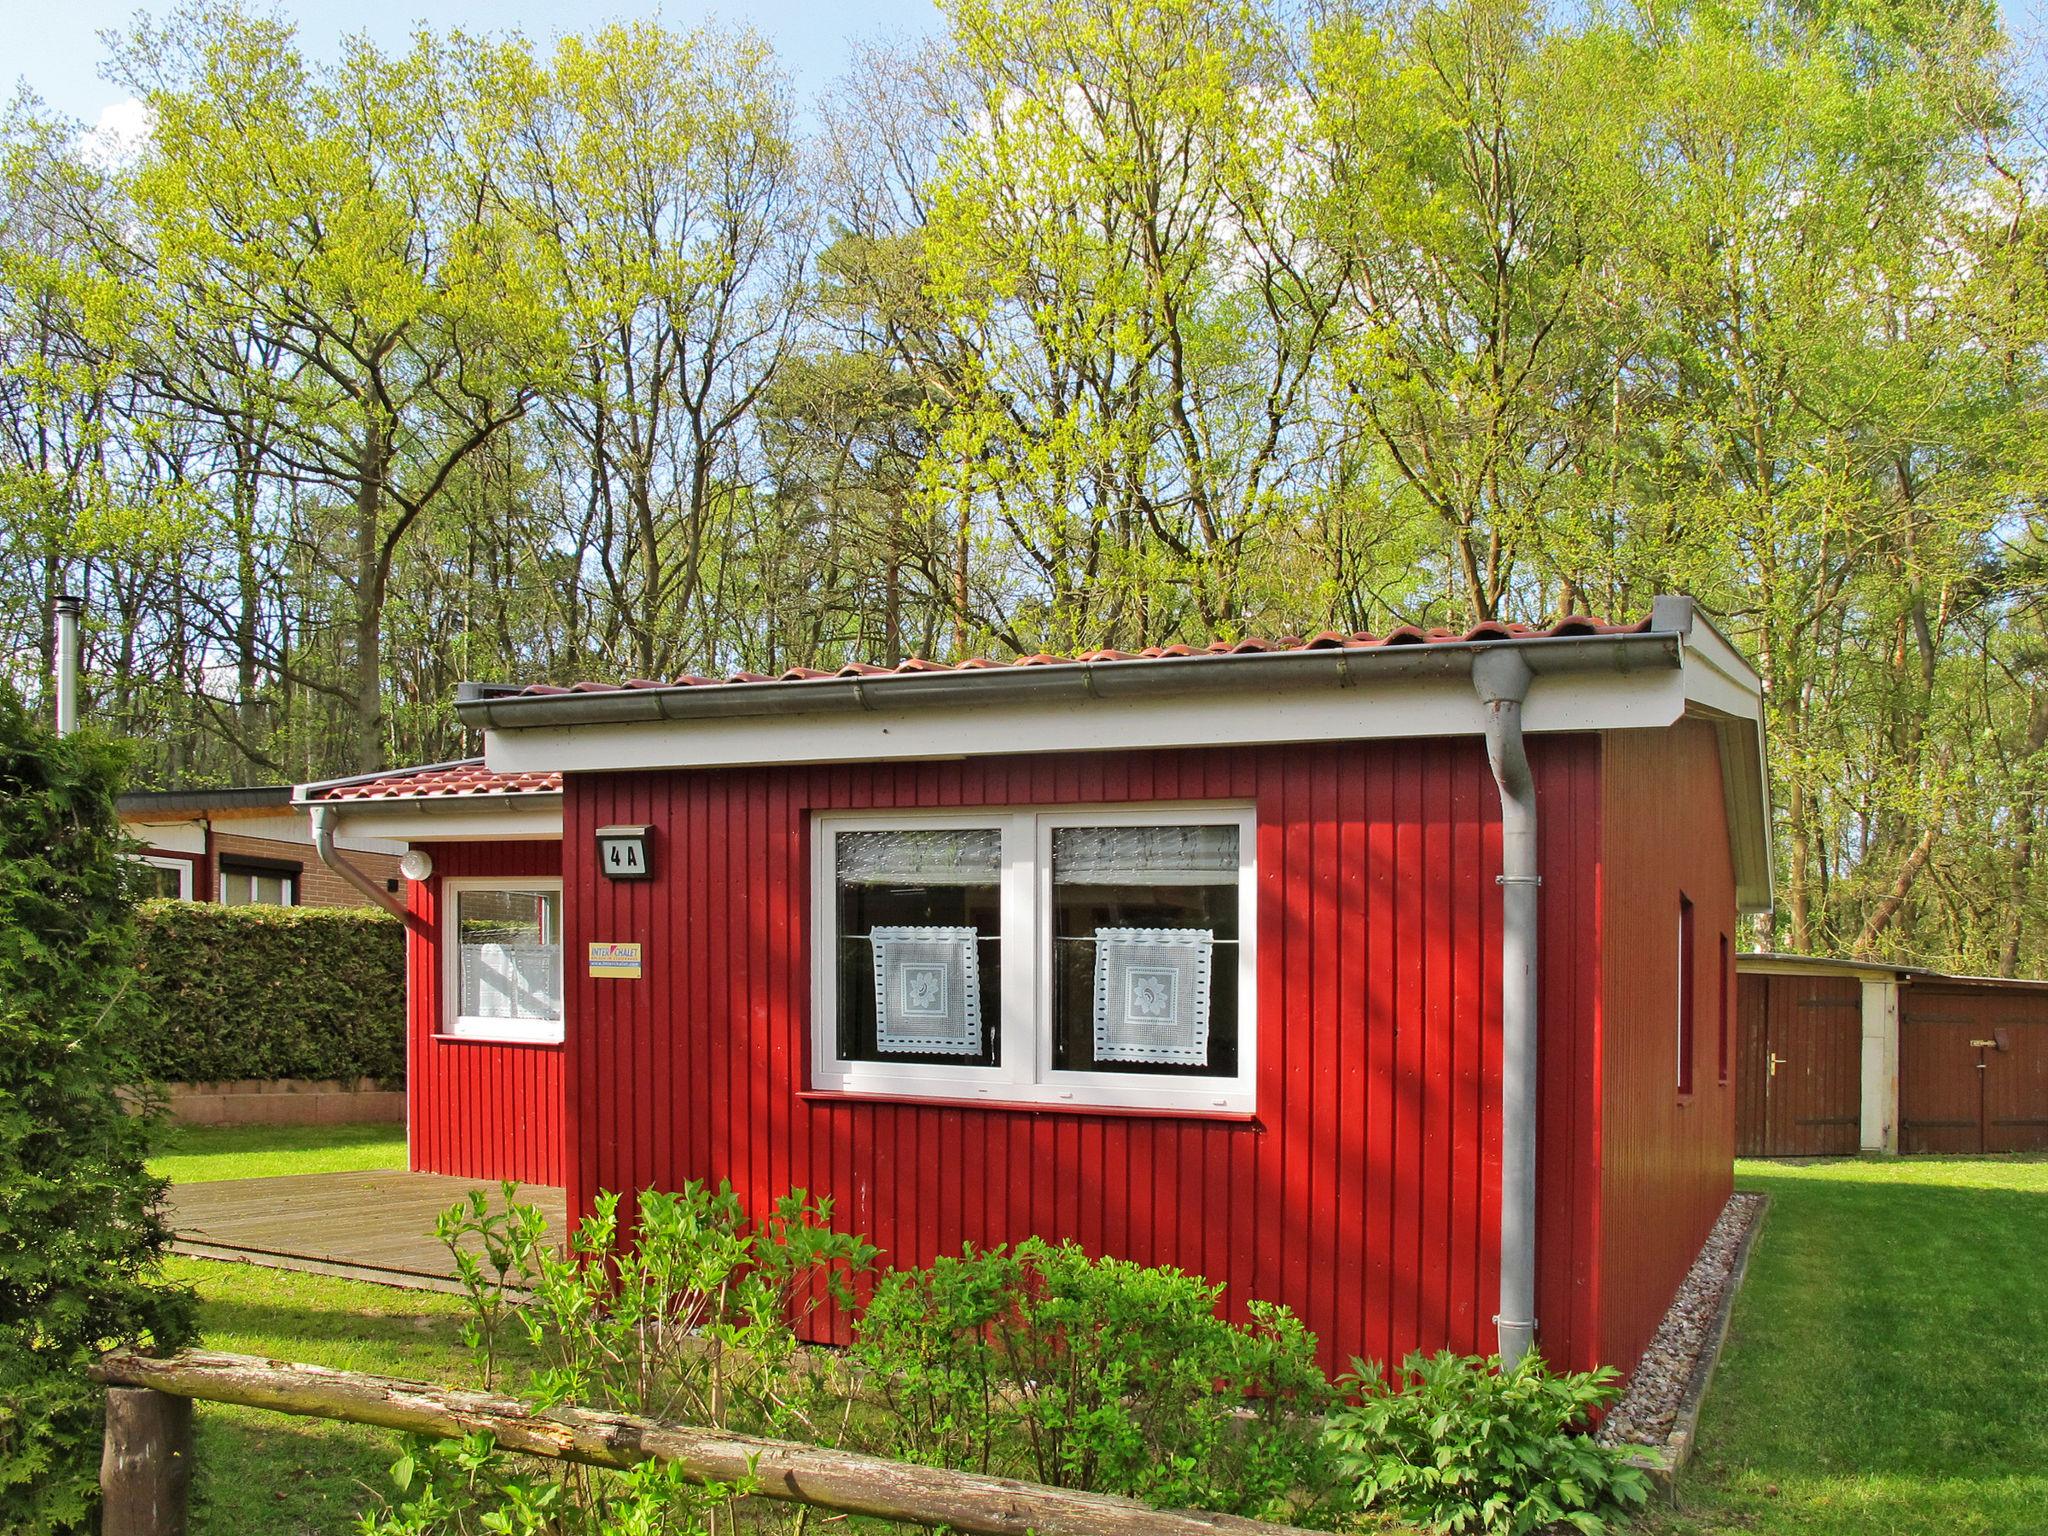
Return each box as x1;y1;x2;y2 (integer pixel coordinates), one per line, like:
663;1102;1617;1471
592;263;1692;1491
362;1180;874;1536
852;1238;1335;1521
1323;1350;1650;1535
0;688;193;1534
131;899;404;1083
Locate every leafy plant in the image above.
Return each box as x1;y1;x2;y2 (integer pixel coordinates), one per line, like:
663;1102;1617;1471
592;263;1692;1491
852;1237;1334;1521
356;1430;752;1536
0;687;193;1533
1322;1350;1649;1535
363;1180;873;1535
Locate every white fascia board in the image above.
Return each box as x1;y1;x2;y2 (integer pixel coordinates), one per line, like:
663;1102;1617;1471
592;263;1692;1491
217;812;405;855
316;804;564;843
125;819;206;855
481;667;1687;776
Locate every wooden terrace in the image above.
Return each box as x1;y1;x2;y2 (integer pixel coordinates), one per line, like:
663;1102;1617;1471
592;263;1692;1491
166;1170;568;1293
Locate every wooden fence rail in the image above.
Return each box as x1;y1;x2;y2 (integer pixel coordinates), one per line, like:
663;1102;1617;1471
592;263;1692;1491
91;1348;1335;1536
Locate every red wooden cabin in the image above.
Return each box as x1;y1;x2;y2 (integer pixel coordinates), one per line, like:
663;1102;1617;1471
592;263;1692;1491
298;595;1771;1381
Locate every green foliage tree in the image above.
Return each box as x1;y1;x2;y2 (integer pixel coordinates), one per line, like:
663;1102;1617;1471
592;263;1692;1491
0;686;192;1533
3;0;2048;970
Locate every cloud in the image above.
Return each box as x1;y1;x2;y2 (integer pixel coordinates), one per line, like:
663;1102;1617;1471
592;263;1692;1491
80;97;151;166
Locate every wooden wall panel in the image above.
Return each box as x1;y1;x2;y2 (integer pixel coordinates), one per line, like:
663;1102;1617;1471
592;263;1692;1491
1597;721;1739;1377
405;840;565;1186
563;738;1613;1375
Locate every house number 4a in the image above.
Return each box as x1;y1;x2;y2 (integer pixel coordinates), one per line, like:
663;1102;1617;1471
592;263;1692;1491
596;825;654;880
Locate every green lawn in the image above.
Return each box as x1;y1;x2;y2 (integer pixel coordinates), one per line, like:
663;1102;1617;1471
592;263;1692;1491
1650;1156;2048;1536
150;1121;406;1184
167;1255;522;1536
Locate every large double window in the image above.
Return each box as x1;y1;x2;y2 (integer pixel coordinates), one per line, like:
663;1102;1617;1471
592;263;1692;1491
812;806;1256;1112
443;878;565;1043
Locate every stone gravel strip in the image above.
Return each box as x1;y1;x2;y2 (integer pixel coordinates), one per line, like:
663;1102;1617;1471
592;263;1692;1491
1596;1191;1768;1460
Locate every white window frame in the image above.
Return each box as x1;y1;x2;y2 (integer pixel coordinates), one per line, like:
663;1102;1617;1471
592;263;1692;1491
810;803;1257;1113
442;876;566;1045
130;853;194;901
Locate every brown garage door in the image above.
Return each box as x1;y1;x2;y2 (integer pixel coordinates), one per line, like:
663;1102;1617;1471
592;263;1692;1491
1901;983;2048;1154
1735;973;1862;1157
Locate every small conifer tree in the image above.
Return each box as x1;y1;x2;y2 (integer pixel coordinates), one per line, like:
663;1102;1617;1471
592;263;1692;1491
0;685;193;1533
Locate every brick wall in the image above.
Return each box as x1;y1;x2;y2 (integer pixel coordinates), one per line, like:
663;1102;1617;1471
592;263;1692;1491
209;830;403;909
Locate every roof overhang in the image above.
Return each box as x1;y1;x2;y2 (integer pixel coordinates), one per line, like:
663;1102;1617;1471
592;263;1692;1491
301;794;565;843
449;595;1773;912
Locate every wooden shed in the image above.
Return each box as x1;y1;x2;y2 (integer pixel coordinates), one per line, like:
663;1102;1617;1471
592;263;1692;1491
1737;954;2048;1157
298;595;1772;1381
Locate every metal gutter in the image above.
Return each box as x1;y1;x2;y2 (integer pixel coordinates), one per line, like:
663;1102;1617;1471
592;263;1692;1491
454;630;1683;733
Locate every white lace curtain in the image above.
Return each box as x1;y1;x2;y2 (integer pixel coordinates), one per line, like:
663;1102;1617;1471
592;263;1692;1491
837;828;1002;885
1053;824;1237;885
462;943;561;1021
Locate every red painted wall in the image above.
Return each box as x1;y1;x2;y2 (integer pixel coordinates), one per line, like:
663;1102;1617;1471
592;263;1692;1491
561;740;1615;1375
1597;721;1738;1371
406;840;566;1186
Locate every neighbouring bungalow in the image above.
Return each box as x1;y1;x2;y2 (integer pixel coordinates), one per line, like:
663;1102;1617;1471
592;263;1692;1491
120;784;403;906
295;594;1772;1380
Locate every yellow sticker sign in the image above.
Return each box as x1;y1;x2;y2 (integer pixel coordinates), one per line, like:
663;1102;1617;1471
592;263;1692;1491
588;942;643;979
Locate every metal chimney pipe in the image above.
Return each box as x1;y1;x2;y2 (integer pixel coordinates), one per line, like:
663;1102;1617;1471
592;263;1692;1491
52;593;82;737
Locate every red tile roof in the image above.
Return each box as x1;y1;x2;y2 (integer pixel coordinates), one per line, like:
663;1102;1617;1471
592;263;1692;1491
307;759;561;803
507;615;1654;698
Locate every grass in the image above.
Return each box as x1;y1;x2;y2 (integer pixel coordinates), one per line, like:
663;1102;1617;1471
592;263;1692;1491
149;1121;407;1184
1648;1156;2048;1536
167;1255;526;1536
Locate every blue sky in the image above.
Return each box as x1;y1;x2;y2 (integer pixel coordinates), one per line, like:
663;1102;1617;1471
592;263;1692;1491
9;0;2045;134
8;1;949;131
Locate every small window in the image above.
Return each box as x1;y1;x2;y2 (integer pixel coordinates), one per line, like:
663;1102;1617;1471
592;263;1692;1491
446;880;564;1043
1677;893;1696;1095
1050;824;1239;1077
834;827;1003;1066
812;806;1256;1112
129;854;194;901
219;859;297;906
1717;932;1731;1085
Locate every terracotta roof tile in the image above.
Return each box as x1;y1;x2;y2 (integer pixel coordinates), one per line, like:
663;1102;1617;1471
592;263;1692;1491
308;759;562;803
514;614;1653;698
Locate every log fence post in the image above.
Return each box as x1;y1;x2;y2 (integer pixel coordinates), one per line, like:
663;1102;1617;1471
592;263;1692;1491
100;1385;192;1536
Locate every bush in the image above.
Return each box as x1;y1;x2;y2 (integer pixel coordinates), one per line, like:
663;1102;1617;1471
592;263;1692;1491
130;900;404;1083
0;688;193;1534
1323;1350;1650;1535
852;1237;1335;1521
362;1179;875;1536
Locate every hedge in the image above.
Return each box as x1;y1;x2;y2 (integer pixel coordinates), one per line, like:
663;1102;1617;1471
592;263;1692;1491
131;900;406;1084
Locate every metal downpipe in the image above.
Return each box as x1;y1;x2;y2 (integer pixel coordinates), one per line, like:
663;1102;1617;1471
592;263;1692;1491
311;805;427;936
1473;647;1539;1368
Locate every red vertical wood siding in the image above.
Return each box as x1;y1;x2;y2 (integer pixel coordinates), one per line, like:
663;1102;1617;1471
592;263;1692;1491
562;738;1612;1374
1596;721;1738;1373
406;840;566;1186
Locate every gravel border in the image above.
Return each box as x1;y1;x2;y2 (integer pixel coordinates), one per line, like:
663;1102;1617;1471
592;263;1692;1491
1595;1191;1768;1480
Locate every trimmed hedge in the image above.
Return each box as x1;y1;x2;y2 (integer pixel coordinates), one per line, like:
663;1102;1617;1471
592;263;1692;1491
132;901;406;1084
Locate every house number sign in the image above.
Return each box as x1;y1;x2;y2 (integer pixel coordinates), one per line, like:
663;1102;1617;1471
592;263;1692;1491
596;824;654;880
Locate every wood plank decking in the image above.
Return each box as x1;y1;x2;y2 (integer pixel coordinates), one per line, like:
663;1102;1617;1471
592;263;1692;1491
166;1170;568;1293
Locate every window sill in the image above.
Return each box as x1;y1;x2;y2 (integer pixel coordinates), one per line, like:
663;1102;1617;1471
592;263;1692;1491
796;1087;1261;1124
432;1031;564;1048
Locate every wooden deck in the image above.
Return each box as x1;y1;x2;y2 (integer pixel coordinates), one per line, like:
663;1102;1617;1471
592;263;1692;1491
166;1171;568;1294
